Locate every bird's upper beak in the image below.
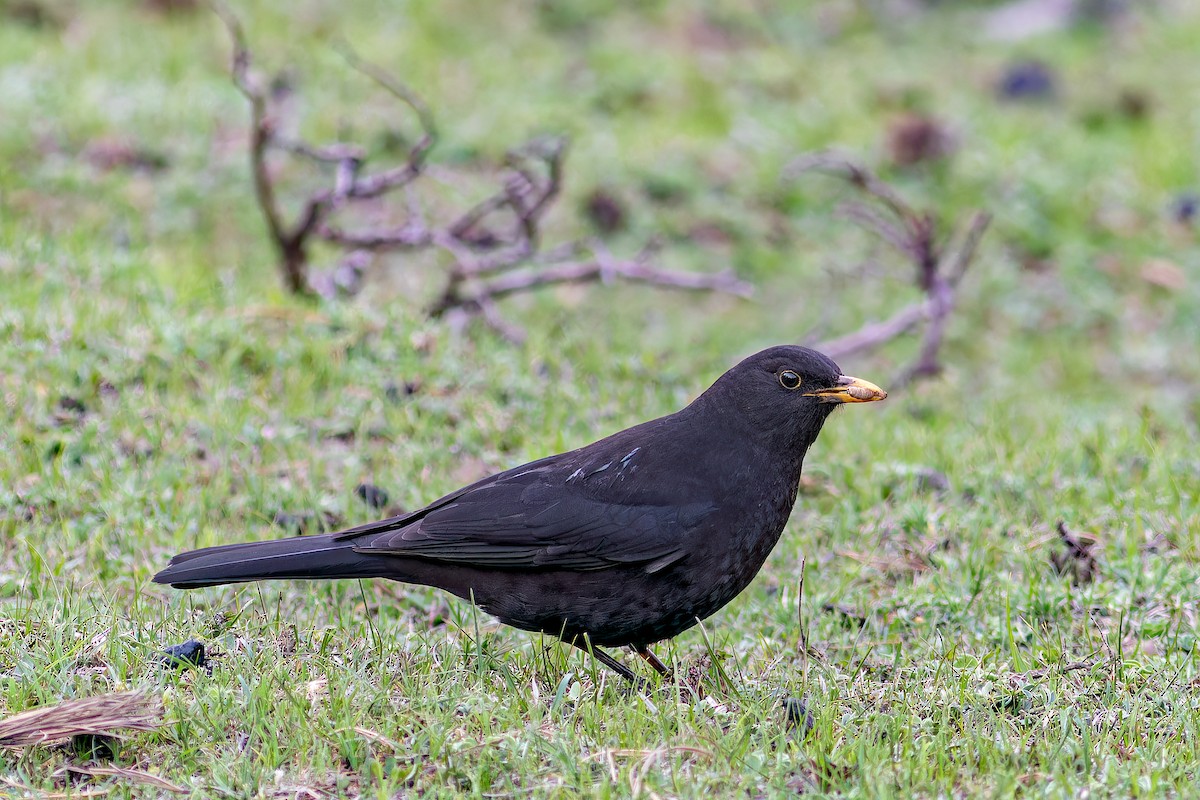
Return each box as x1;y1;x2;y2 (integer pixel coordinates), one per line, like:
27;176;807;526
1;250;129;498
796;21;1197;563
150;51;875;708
804;375;888;404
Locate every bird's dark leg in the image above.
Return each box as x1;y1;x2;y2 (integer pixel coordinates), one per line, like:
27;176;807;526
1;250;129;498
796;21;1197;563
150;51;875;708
591;647;641;683
571;637;639;683
633;645;671;678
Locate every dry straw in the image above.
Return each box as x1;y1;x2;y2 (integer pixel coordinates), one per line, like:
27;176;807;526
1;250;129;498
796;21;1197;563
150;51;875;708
0;692;162;748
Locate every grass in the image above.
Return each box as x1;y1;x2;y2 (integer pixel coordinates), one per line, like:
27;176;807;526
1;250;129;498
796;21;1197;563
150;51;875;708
2;0;1199;796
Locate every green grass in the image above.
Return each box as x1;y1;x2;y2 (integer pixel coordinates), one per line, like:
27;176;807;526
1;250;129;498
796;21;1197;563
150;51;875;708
2;0;1199;797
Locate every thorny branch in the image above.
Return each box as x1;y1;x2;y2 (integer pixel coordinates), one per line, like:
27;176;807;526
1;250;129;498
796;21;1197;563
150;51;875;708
787;153;992;387
212;5;751;337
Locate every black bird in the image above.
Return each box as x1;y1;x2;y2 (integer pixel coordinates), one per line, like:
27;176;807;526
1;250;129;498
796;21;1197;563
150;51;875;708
154;346;886;681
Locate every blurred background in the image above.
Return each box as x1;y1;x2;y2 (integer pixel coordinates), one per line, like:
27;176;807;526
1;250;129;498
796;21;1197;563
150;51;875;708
2;0;1195;398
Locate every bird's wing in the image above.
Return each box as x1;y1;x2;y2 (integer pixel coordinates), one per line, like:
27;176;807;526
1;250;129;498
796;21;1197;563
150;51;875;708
335;453;715;572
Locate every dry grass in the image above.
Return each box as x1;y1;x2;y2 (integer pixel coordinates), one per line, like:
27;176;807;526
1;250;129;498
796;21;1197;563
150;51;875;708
0;692;162;748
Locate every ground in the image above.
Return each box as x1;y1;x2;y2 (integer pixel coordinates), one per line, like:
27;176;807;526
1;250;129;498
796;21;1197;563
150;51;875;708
1;1;1199;797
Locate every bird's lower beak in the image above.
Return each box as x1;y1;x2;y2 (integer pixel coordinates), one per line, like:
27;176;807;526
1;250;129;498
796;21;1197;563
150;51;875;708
804;375;888;404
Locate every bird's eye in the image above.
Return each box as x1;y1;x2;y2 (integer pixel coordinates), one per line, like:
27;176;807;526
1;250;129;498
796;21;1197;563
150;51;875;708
778;370;802;390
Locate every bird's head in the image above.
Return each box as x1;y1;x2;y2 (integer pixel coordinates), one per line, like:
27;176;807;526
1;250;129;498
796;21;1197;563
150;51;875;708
700;345;887;450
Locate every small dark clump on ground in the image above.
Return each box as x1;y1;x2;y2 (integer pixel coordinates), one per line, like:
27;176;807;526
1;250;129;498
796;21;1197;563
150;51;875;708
1170;193;1197;225
57;396;87;414
1051;521;1099;584
996;60;1057;102
782;696;815;736
158;639;207;669
886;113;953;167
915;468;951;496
583;189;627;234
273;510;342;534
356;483;390;510
385;379;422;403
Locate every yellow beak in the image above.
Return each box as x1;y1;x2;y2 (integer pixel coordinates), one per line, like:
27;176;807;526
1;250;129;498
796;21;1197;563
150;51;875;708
804;375;888;404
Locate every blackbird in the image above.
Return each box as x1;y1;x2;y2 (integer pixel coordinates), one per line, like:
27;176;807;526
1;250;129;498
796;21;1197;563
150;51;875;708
154;346;886;682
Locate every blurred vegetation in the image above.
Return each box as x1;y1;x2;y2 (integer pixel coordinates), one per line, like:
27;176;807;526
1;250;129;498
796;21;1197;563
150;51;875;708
1;1;1198;797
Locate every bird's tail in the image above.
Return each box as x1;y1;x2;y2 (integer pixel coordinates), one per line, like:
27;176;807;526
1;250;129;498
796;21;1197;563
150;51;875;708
153;534;383;589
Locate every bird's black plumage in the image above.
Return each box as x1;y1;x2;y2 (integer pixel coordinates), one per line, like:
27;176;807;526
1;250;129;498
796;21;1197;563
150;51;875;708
154;345;886;680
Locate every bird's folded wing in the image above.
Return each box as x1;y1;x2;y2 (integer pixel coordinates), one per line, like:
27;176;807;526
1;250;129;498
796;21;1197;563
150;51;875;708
346;474;715;573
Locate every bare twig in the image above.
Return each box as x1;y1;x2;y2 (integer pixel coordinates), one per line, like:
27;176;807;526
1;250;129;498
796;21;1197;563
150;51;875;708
945;209;993;282
213;5;749;332
444;254;752;309
837;203;911;256
420;139;752;332
275;139;366;164
791;152;991;385
789;153;912;221
331;38;437;166
213;1;307;292
319;225;433;250
815;300;929;362
212;2;433;295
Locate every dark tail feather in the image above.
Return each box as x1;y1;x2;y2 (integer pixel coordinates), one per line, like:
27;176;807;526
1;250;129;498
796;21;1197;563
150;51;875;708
153;534;385;589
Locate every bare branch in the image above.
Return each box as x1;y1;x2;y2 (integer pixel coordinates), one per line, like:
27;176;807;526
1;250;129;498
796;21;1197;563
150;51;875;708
331;38;437;168
815;302;929;362
443;140;566;256
944;211;993;283
210;0;256;99
892;276;955;388
275;139;366;164
448;193;513;245
457;258;753;307
794;152;991;383
343;163;425;201
319;224;433;250
215;4;752;328
510;138;566;229
787;152;914;225
476;297;528;344
836;203;911;256
212;0;305;291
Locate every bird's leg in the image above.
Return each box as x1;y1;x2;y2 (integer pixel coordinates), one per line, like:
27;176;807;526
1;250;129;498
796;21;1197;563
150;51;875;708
591;647;641;684
570;637;640;684
632;645;672;678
